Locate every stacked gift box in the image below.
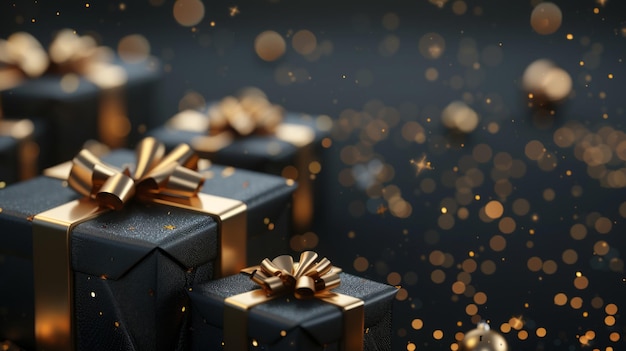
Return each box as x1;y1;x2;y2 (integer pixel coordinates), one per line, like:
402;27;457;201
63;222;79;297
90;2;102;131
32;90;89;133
0;30;398;351
148;87;333;234
0;30;162;174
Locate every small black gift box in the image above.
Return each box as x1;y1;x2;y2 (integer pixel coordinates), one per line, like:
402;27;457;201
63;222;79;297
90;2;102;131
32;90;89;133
188;252;398;351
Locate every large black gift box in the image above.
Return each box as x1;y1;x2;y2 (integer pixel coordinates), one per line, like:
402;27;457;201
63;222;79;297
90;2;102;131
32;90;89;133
0;58;161;167
188;272;397;351
0;148;295;350
149;107;330;232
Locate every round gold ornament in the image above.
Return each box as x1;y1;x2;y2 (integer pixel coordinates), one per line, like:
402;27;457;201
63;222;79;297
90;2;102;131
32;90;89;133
459;322;509;351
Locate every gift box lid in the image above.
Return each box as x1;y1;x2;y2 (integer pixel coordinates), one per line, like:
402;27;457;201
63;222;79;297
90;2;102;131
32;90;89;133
2;58;160;100
149;110;330;167
189;272;398;346
0;148;296;280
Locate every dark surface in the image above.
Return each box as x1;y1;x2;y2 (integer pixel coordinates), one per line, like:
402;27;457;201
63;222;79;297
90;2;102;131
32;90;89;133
2;1;626;350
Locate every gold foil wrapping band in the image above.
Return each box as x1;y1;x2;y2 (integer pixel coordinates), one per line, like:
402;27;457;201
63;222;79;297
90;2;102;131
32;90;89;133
32;139;248;350
32;199;109;351
223;252;365;350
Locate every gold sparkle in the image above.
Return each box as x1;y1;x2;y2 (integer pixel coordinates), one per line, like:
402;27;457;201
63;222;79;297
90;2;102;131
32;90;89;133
163;224;176;230
377;204;388;215
410;154;433;176
228;6;240;17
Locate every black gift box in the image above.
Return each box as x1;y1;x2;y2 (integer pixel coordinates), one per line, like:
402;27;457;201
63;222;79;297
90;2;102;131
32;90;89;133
149;108;331;232
0;58;162;167
0;149;295;351
188;272;397;351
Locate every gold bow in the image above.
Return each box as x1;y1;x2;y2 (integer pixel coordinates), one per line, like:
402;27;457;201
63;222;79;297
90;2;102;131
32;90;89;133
247;251;341;299
0;29;126;90
206;87;284;137
67;137;204;210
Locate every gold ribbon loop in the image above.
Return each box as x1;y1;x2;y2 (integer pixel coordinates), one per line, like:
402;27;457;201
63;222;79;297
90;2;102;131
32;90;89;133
133;136;165;179
96;172;136;210
247;251;342;300
207;87;284;137
66;136;204;210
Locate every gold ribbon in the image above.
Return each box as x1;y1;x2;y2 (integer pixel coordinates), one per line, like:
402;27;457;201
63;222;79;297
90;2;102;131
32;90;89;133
33;137;247;351
223;251;365;351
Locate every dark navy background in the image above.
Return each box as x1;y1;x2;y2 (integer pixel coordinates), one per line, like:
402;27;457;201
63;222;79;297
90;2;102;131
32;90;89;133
3;1;626;350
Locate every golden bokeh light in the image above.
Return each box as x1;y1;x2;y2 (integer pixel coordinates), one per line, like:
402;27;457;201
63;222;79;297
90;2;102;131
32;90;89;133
523;59;572;102
418;32;446;60
485;200;504;219
255;30;286;62
292;30;317;56
530;2;563;35
172;0;205;27
554;293;568;306
117;34;150;63
605;303;618;315
411;319;424;330
441;101;479;133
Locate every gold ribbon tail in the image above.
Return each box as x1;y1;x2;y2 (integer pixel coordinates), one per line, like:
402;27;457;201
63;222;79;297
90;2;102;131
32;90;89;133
223;290;279;351
32;199;109;351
